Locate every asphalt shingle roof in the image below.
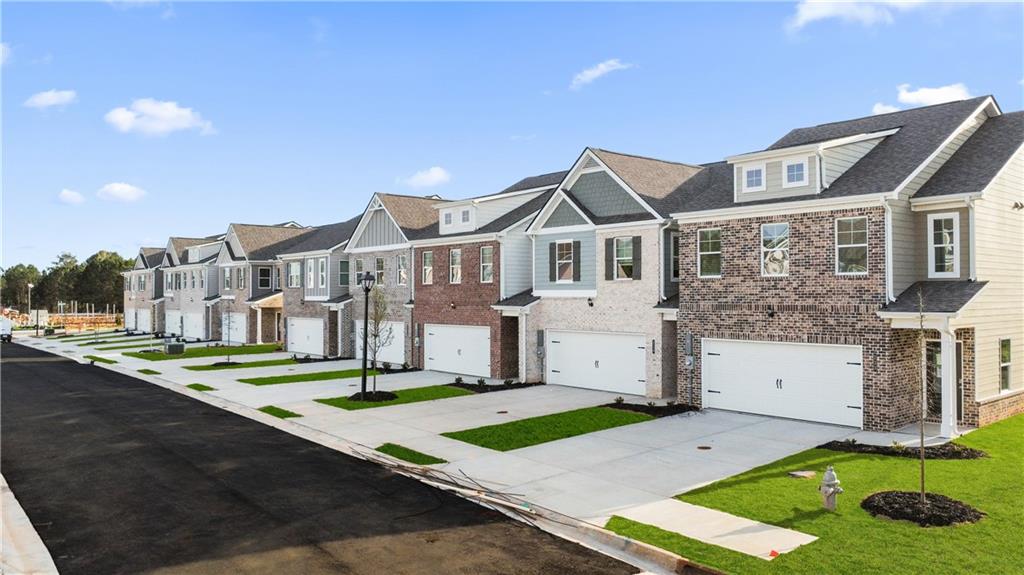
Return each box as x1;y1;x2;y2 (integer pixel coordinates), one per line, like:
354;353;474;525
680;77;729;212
277;216;362;256
915;111;1024;198
493;289;539;308
140;248;165;269
168;237;212;267
655;293;679;310
415;191;555;240
498;170;569;195
882;280;988;314
590;148;704;217
376;194;449;241
230;223;311;261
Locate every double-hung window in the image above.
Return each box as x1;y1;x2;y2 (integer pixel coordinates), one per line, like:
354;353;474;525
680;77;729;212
397;254;408;285
670;232;681;281
461;209;470;223
338;260;349;286
199;271;204;290
449;249;462;284
237;267;246;289
927;213;959;278
761;223;790;277
422;251;434;285
613;237;634;279
257;267;272;289
223;268;231;290
443;212;452;226
175;273;182;290
698;229;722;278
353;259;364;285
317;257;327;288
556;241;574;283
836;217;868;275
1000;339;1012;391
305;258;315;288
190;271;196;289
140;275;147;291
479;246;494;283
742;164;765;192
287;262;300;288
374;257;385;284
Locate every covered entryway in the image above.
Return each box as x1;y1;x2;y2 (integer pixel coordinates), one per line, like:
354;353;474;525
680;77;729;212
701;339;863;428
545;330;646;396
353;320;405;365
183;313;205;341
137;308;151;333
287;317;325;357
165;310;182;336
222;312;247;344
424;324;491;377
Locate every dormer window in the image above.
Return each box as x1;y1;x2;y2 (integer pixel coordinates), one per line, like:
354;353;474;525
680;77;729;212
443;212;453;226
461;209;470;223
782;159;808;188
742;164;766;193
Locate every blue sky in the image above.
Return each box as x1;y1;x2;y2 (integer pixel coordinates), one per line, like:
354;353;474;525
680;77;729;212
3;1;1021;269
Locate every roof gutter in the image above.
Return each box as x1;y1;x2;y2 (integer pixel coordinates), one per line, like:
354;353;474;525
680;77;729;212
883;200;895;302
670;193;888;223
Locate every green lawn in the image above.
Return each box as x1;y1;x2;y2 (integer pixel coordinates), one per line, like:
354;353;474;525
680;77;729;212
95;343;161;351
238;368;374;386
51;331;119;341
258;405;302;419
376;443;447;465
316;385;472;410
184;358;299;371
84;355;117;364
606;414;1024;575
124;344;279;361
442;406;653;451
137;368;161;375
187;383;216;391
73;337;150;346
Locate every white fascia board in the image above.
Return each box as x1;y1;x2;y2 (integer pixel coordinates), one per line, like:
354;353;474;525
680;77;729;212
909;193;983;211
320;299;352;309
672;193;887;223
430;186;552;209
345;243;410;254
411;233;498;248
877;312;956;329
277;250;330;260
526;189;594;234
532;289;597;298
594;219;665;232
345;194;410;254
532;223;594;236
726;128;902;164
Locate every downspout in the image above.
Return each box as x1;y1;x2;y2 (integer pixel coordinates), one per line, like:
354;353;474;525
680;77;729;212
883;200;895;302
816;147;825;191
967;198;977;281
658;220;671;302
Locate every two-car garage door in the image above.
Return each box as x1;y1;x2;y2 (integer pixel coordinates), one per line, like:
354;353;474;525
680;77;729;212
701;339;863;427
424;324;491;378
545;330;647;396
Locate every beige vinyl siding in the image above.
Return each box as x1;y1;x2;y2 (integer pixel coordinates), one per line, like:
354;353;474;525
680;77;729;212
354;208;405;249
822;138;883;187
474;192;542;229
964;148;1023;400
733;155;818;202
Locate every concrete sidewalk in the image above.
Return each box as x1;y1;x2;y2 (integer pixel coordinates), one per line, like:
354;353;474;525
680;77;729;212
1;474;59;575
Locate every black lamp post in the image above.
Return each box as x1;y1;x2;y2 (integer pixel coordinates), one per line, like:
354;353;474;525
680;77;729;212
359;271;376;398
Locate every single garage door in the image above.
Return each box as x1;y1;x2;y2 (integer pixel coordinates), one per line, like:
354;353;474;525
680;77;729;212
183;312;205;341
546;330;646;396
165;310;182;336
425;324;490;378
701;339;863;428
287;317;325;357
222;312;247;344
353;320;405;365
137;308;151;333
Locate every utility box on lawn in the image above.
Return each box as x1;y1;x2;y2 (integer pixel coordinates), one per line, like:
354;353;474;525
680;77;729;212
164;341;186;355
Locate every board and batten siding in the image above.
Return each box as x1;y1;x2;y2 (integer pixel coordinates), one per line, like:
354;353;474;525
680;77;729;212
353;208;405;249
733;154;818;202
569;171;647;217
822;138;883;187
499;221;533;297
966;148;1023;401
533;231;597;291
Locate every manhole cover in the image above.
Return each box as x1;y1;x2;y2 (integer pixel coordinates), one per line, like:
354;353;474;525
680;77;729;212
697;445;712;450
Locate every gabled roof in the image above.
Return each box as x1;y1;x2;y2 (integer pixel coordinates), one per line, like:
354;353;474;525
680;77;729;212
277;215;362;257
140;247;165;269
414;190;555;241
881;280;987;314
230;223;310;261
498;170;569;195
376;193;449;240
589;148;703;217
167;237;211;267
914;111;1024;199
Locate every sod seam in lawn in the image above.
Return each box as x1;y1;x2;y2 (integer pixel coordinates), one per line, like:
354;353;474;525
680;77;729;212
238;368;374;386
316;385;473;410
124;344;279;361
442;406;653;451
187;383;216;391
376;443;447;465
184;358;298;371
605;414;1024;575
258;405;302;419
137;369;161;375
84;355;117;364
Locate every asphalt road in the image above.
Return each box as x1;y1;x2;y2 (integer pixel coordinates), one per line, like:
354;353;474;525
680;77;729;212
1;343;636;575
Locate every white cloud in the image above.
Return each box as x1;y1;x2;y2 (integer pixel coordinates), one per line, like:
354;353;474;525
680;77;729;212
871;102;901;115
58;189;85;205
399;166;451;188
1;43;9;66
97;182;146;202
105;98;215;136
570;59;634;90
787;0;928;32
24;89;77;109
896;82;972;106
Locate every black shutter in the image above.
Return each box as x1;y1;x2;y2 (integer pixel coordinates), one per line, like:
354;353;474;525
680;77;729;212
604;238;614;280
572;240;581;282
632;236;642;280
548;242;556;282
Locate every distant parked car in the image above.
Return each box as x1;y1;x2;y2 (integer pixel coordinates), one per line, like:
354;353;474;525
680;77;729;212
1;317;13;343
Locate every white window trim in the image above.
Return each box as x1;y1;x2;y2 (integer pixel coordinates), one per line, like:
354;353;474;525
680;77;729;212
353;259;364;285
1000;339;1012;391
741;163;767;193
782;158;808;189
422;251;434;285
555;240;574;284
670;232;681;282
338;260;349;286
760;222;790;277
443;211;453;226
374;257;385;285
305;258;315;288
835;216;869;276
449;248;462;284
317;257;327;289
396;254;408;286
613;237;634;280
287;262;301;288
479;246;494;284
697;228;723;279
257;266;272;289
461;209;470;223
927;212;960;279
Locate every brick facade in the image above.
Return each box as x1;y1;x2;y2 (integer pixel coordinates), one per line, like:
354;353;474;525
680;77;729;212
281;284;353;358
348;248;414;365
124;269;159;332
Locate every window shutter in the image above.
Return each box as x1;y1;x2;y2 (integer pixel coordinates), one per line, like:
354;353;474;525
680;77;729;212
604;238;614;280
632;236;642;280
572;240;581;282
548;243;556;282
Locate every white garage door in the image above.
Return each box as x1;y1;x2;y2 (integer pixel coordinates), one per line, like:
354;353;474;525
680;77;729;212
425;324;490;378
137;308;151;333
125;309;137;331
702;339;863;428
546;330;647;396
183;312;205;341
353;320;405;365
222;312;247;344
165;310;182;336
287;317;325;357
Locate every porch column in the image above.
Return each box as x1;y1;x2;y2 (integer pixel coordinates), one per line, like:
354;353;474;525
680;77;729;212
256;307;263;344
518;312;527;383
940;329;958;438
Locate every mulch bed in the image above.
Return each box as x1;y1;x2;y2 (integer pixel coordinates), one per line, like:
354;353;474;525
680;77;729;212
819;440;986;460
347;391;398;402
861;491;984;527
447;381;544;394
210;361;241;367
293;356;345;364
602;402;699;418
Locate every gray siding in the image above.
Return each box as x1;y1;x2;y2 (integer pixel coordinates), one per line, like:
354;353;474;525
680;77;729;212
569;171;646;217
822;138;882;187
354;208;405;249
734;154;818;202
543;200;587;228
329;246;351;299
499;220;532;298
533;231;597;292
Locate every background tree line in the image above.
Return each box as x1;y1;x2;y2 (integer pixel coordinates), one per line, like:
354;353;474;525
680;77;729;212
1;251;133;313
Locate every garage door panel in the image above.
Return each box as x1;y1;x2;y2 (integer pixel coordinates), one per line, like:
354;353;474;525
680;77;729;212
288;317;325;357
546;330;646;396
353;320;405;365
126;310;137;331
222;312;247;344
165;311;182;336
137;309;151;333
425;324;490;377
183;313;205;340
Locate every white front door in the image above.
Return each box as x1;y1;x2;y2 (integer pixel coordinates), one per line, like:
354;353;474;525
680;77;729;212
222;312;247;344
287;317;325;357
137;308;151;333
183;312;205;341
353;320;405;365
165;310;182;336
545;330;647;396
424;324;491;377
701;339;863;427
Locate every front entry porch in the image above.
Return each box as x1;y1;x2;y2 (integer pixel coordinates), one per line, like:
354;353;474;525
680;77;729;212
248;292;283;345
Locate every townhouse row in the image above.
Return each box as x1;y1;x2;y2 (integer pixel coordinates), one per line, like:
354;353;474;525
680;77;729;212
125;96;1024;437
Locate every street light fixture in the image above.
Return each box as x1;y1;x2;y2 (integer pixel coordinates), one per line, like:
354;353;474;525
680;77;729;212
359;271;376;398
27;283;35;336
